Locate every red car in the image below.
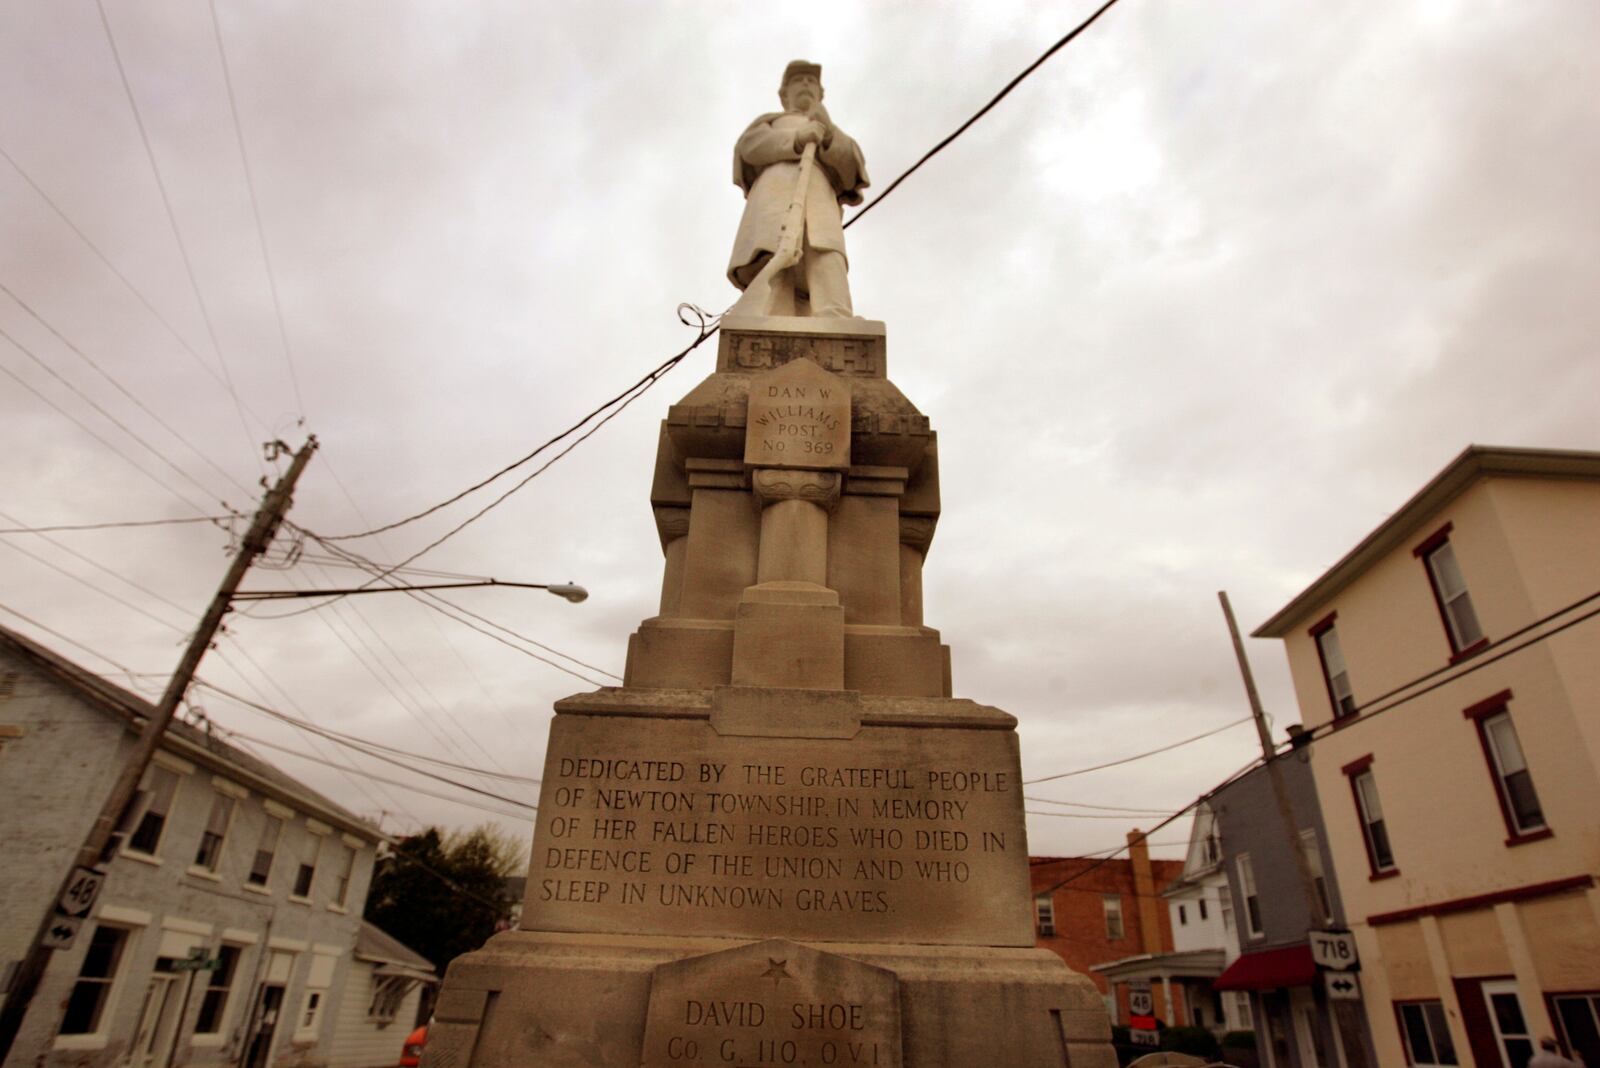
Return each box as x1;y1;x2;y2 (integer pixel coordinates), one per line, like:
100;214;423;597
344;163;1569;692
399;1024;428;1067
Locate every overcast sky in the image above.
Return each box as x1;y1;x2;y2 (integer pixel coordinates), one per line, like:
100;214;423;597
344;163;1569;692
3;0;1596;860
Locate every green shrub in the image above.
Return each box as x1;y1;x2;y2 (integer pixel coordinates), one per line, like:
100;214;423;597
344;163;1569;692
1222;1029;1257;1049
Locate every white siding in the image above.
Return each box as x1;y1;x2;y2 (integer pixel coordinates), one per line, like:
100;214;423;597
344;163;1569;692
327;961;423;1068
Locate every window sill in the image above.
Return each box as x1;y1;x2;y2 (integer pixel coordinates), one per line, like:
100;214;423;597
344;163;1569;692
52;1035;110;1051
1505;827;1553;848
186;867;223;882
1449;638;1490;665
288;895;314;907
190;1035;225;1048
326;903;348;915
120;849;163;868
1369;868;1401;882
241;882;272;896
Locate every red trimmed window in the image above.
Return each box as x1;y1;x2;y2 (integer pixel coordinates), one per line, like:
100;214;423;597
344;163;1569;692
1463;692;1548;842
1310;613;1356;719
1343;756;1397;876
1414;525;1485;656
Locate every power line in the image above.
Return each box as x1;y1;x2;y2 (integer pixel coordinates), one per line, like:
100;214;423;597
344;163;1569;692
0;350;218;518
1022;716;1253;785
0;507;200;623
0;145;271;433
0;281;254;501
93;0;263;478
0;515;231;535
221;727;535;823
843;0;1126;230
0;536;189;635
206;0;308;419
304;6;1127;556
317;306;719;545
194;678;541;785
0;600;150;684
1024;796;1176;815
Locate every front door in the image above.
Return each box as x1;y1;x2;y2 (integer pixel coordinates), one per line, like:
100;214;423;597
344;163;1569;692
1481;980;1535;1068
128;961;179;1068
1290;987;1335;1068
241;984;285;1068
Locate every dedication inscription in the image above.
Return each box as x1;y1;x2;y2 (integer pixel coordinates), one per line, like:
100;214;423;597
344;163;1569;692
522;715;1033;946
641;940;901;1068
743;360;850;471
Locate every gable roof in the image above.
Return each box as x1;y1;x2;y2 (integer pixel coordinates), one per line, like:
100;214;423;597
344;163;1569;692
354;920;436;975
1254;445;1600;638
0;621;378;841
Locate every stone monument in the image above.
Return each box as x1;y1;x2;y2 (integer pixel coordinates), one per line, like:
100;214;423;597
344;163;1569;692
423;61;1116;1068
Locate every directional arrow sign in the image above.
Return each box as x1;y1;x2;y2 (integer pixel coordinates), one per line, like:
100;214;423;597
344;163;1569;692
42;916;82;950
1325;972;1361;1001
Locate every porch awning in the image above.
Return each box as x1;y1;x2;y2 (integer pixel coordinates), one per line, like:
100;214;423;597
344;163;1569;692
1212;943;1316;991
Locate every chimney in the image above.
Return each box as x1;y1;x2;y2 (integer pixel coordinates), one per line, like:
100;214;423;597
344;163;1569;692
1128;829;1162;955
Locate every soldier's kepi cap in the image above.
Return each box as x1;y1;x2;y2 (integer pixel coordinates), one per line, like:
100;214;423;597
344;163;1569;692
781;60;822;88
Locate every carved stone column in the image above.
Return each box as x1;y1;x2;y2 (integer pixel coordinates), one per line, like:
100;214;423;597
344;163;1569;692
653;506;691;615
752;468;840;586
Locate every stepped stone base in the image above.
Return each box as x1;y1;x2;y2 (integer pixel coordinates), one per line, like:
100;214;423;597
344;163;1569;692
426;931;1116;1068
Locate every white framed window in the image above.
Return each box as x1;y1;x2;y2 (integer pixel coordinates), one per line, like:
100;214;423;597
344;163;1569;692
1198;897;1208;921
1235;992;1252;1030
57;925;131;1036
1299;829;1333;922
1102;896;1124;941
193;945;243;1036
126;765;181;856
298;990;323;1034
1177;904;1188;926
292;833;321;900
249;816;282;887
1034;894;1055;937
331;844;356;908
1551;992;1600;1066
1237;854;1263;937
192;793;236;872
1349;766;1397;874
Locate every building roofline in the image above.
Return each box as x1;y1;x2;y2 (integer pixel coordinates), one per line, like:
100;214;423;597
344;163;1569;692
1253;445;1600;638
0;622;380;842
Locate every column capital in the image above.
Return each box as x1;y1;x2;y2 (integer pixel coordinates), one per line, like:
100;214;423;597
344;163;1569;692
751;467;842;510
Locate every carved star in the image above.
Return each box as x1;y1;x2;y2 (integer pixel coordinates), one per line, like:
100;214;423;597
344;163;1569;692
761;958;791;981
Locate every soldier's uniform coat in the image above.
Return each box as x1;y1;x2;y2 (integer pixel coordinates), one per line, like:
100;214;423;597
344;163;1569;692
728;110;869;290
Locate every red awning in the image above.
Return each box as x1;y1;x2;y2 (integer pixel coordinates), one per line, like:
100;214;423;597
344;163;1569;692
1212;944;1317;991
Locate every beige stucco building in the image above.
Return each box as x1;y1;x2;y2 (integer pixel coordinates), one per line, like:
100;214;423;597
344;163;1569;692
1255;445;1600;1068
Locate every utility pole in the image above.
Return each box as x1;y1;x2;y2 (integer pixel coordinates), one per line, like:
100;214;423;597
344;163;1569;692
1219;591;1372;1068
0;437;316;1064
1218;592;1324;920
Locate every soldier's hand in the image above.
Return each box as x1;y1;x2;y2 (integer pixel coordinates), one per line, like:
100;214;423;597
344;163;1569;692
793;121;827;151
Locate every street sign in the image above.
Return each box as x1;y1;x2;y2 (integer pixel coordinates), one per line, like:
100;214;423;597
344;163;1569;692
1128;986;1153;1016
1324;972;1361;1001
1310;930;1359;971
42;917;82;951
1128;1028;1159;1047
57;868;104;919
172;959;221;973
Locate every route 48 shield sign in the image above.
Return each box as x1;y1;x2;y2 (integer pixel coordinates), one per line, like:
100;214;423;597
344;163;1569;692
58;868;105;918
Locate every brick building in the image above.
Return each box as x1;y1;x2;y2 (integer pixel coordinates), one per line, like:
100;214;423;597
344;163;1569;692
1031;833;1184;1022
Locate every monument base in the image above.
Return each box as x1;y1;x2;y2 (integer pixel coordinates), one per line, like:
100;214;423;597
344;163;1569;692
426;930;1115;1068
